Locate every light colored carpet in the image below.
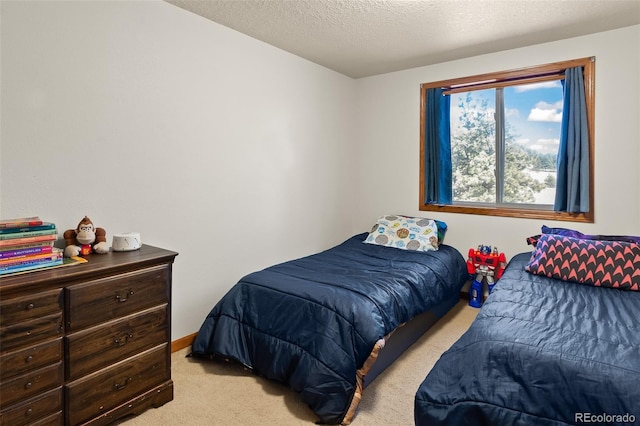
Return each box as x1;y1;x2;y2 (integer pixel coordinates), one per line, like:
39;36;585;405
119;300;478;426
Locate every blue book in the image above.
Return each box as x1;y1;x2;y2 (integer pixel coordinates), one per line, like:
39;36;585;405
0;257;63;275
0;227;58;241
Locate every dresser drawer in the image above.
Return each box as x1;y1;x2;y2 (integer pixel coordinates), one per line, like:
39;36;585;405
28;412;62;426
66;305;168;380
0;289;62;327
0;339;62;381
29;411;62;426
66;345;169;426
0;362;63;407
0;313;63;353
66;266;169;332
0;387;62;426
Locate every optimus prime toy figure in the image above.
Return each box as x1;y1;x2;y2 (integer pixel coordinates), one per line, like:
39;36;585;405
467;245;507;308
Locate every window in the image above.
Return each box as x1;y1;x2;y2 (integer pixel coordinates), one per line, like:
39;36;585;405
419;57;595;222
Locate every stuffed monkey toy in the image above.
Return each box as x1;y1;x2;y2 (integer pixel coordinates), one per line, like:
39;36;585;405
63;216;109;257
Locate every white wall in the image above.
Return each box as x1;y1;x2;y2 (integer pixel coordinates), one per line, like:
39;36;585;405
354;25;640;259
0;1;356;339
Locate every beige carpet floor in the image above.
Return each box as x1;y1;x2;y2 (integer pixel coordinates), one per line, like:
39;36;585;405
119;300;478;426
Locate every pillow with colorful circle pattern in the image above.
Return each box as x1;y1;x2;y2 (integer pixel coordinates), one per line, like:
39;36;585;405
364;215;440;252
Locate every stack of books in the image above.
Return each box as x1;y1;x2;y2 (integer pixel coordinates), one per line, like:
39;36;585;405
0;216;63;275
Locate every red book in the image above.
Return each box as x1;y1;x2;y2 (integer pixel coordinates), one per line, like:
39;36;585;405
0;241;55;252
0;234;57;248
0;222;56;235
0;249;63;266
0;216;43;229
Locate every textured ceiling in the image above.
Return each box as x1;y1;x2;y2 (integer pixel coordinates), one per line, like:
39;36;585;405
165;0;640;78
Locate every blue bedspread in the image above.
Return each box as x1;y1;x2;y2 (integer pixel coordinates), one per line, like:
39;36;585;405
191;233;467;424
415;252;640;426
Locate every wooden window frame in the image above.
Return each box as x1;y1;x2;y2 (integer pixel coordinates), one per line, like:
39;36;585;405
419;57;595;223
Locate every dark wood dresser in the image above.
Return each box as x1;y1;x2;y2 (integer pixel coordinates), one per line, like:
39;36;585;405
0;245;178;426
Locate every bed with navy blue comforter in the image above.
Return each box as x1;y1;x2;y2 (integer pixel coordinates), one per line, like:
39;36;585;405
191;232;467;425
415;252;640;426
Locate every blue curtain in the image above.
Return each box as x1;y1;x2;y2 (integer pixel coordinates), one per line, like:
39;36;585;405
554;67;590;212
425;88;452;204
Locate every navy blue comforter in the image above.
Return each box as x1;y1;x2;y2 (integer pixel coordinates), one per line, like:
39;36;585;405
415;252;640;426
191;233;467;424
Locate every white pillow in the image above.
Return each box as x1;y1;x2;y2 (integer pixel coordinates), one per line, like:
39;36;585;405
363;215;439;252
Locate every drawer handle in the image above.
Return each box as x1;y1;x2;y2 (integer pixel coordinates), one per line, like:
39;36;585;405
26;303;35;310
114;333;134;346
26;355;34;362
113;377;133;391
115;290;135;302
24;382;33;390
